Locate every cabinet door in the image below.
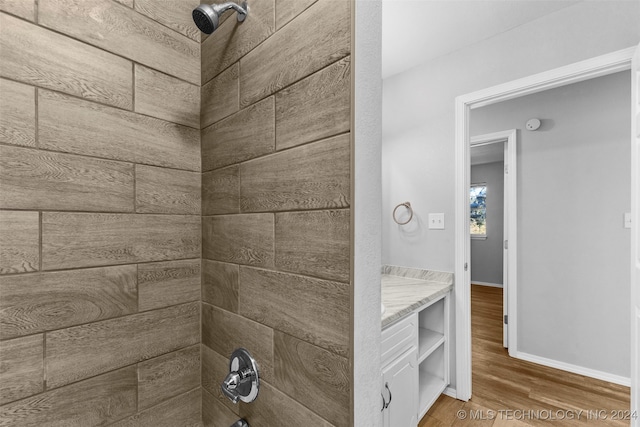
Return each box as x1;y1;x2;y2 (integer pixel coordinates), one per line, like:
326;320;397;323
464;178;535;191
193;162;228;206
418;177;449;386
382;348;418;427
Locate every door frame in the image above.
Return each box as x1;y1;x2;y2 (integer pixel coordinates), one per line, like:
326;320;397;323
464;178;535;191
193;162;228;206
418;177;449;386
454;46;636;401
470;130;517;349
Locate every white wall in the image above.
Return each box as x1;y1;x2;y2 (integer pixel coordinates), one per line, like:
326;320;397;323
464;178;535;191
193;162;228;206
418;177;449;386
382;0;640;389
353;0;382;425
470;161;504;286
470;71;631;379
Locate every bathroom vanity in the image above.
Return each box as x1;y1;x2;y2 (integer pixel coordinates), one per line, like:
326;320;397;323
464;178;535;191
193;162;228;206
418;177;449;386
380;268;453;426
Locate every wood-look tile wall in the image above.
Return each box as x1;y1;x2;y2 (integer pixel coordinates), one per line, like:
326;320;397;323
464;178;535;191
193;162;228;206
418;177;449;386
0;0;202;424
200;0;352;425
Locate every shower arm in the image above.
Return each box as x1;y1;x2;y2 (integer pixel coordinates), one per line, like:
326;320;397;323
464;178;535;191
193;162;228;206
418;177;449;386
216;2;248;21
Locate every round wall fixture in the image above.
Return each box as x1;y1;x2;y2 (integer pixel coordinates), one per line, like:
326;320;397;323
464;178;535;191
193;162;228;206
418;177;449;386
525;118;541;131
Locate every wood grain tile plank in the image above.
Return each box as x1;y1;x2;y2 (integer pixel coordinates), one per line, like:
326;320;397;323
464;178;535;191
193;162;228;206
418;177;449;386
202;303;274;381
113;0;133;6
135;165;200;215
0;145;134;212
275;0;317;29
138;259;200;312
39;90;200;172
202;388;241;427
201;0;274;84
0;78;35;147
0;0;35;20
240;133;350;212
134;65;200;128
0;211;38;275
201;64;239;129
202;214;274;268
202;96;274;171
201;345;240;415
274;331;349;427
0;13;132;109
46;302;199;388
0;366;137;427
202;259;238;313
137;345;200;410
38;0;200;84
275;210;349;282
42;212;200;270
202;165;240;215
239;267;349;357
0;265;137;340
239;0;350;107
0;334;43;405
276;56;350;150
111;388;202;427
134;0;201;42
239;381;332;426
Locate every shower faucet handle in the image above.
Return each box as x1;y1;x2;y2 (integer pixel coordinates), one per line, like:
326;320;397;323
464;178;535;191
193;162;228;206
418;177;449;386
221;348;260;404
221;382;240;404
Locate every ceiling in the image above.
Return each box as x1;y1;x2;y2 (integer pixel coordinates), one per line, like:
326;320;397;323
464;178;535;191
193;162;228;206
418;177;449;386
382;0;580;79
471;142;504;166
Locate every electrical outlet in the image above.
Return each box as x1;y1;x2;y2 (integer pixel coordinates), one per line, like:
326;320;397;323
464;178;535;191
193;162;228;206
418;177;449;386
624;212;631;229
428;213;445;230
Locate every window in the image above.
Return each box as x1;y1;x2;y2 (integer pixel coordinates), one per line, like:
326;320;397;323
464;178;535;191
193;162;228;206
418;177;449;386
470;184;487;238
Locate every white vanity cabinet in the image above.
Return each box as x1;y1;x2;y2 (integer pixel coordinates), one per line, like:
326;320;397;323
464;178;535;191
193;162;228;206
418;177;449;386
381;292;450;426
382;348;418;427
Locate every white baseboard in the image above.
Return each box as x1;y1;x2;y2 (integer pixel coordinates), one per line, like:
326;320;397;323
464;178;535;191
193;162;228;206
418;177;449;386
471;281;503;288
514;351;631;387
443;387;457;399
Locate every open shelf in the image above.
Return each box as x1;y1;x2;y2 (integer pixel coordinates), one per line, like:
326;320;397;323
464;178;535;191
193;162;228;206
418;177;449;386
418;371;446;419
418;338;446;419
418;328;445;363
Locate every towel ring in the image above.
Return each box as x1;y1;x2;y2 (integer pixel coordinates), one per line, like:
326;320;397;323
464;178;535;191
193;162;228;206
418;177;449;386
393;202;413;225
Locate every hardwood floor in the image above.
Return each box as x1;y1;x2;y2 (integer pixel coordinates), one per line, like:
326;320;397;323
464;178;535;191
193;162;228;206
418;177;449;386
422;285;630;426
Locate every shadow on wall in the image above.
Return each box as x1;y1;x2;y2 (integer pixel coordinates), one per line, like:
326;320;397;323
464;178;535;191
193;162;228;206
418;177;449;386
396;213;426;241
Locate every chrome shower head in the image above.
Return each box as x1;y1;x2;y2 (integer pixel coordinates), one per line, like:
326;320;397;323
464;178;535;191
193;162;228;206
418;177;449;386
192;1;248;34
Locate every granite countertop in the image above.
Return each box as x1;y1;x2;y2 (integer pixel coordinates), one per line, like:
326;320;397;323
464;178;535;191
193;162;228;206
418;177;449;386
381;266;453;328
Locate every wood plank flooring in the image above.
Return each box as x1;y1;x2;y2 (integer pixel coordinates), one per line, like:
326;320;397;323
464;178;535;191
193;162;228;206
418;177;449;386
422;285;631;426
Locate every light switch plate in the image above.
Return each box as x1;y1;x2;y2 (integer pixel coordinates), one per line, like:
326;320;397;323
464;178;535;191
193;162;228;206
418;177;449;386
428;213;445;230
624;212;631;229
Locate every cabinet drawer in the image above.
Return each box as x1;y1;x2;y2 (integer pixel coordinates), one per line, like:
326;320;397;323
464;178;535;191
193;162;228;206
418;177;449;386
382;312;417;367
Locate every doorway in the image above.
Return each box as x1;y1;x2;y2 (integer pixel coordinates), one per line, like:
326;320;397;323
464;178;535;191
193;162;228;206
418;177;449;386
454;47;637;403
470;131;517;349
